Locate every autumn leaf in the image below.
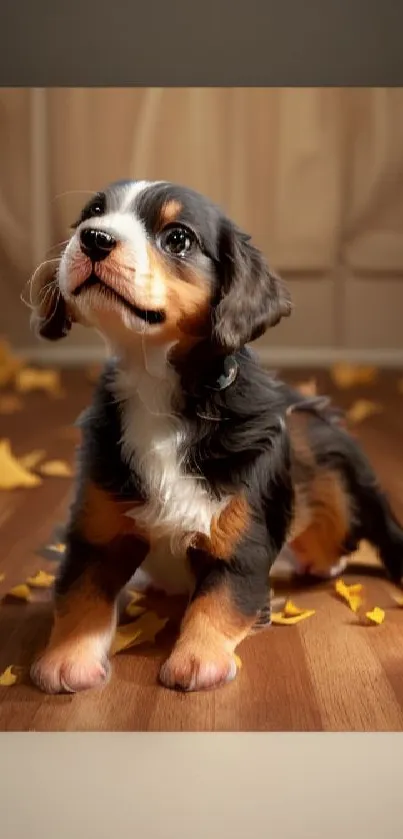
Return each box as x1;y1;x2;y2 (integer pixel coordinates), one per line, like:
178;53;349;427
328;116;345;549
124;602;147;619
346;400;382;425
26;570;55;588
283;600;310;618
0;338;24;388
365;607;385;625
18;449;46;471
330;364;378;389
0;395;24;414
234;654;242;669
111;612;169;655
294;378;317;397
0;666;19;686
15;367;64;398
6;583;31;602
334;579;363;613
0;440;41;490
39;460;73;478
271;609;316;625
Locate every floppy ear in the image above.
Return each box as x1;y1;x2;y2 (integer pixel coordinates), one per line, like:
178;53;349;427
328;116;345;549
29;260;72;341
212;221;292;352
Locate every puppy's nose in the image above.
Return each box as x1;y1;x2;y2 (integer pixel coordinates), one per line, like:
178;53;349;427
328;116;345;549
80;228;116;261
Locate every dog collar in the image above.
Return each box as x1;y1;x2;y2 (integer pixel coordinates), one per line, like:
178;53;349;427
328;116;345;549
205;355;239;392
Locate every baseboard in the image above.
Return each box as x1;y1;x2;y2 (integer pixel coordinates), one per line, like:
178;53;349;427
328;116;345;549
17;343;403;369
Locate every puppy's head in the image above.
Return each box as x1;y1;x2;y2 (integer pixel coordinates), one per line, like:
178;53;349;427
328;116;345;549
30;180;292;353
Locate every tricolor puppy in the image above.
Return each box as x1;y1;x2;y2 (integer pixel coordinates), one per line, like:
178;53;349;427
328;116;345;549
29;180;403;694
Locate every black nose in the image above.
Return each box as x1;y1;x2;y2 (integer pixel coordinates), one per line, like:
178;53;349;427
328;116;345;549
80;228;116;261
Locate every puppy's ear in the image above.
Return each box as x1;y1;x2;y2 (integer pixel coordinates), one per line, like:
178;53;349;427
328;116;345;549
212;221;292;352
29;260;72;341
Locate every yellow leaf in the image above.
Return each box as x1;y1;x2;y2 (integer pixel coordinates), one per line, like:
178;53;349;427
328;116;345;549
0;666;19;686
18;449;46;471
0;395;24;414
0;440;41;490
234;654;242;669
26;570;55;588
346;400;382;425
331;364;378;389
0;339;24;388
283;600;308;618
7;583;31;601
271;609;316;625
334;579;363;613
126;589;144;602
124;602;147;619
295;378;317;397
39;460;73;478
365;607;385;625
111;612;169;655
15;367;64;397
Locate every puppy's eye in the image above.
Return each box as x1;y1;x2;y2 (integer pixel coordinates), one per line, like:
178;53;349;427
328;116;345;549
159;226;195;257
89;201;104;217
72;195;106;228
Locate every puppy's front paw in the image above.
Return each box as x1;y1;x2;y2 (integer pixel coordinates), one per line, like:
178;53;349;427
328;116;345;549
159;643;237;692
30;646;110;694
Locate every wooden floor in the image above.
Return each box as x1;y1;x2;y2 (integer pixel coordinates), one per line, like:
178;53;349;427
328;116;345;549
1;367;403;731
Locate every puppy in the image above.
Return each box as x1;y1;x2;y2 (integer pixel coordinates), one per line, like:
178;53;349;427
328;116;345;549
29;179;403;694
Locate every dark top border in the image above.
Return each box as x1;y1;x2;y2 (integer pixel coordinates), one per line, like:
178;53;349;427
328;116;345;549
1;0;403;86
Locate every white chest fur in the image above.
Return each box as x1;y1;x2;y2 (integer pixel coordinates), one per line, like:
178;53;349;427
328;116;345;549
113;355;227;595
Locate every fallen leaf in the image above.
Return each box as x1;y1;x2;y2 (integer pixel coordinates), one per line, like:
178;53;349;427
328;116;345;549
283;600;309;618
124;602;147;619
0;666;18;686
6;583;31;601
39;460;73;478
0;395;24;414
36;542;66;562
335;579;363;613
111;612;169;655
271;609;316;625
294;378;317;397
26;570;55;588
18;449;46;471
346;400;382;425
365;607;385;625
15;367;64;397
234;654;242;669
0;439;41;489
0;339;24;387
330;364;378;389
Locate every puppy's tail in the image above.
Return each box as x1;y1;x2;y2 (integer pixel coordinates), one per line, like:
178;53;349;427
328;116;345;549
342;442;403;585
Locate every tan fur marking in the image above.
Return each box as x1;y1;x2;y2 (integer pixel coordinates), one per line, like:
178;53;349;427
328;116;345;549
289;469;351;574
145;245;212;343
159;584;253;690
158;199;182;227
195;494;250;561
78;482;145;545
